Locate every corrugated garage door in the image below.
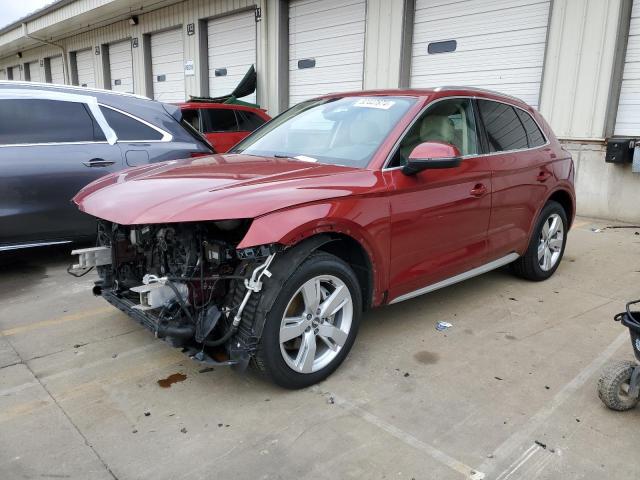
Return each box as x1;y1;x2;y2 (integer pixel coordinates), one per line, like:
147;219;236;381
615;0;640;135
108;39;134;93
75;49;96;88
151;28;185;103
49;56;65;84
288;0;366;106
410;0;551;108
0;69;6;80
207;10;257;103
8;66;23;80
27;61;42;82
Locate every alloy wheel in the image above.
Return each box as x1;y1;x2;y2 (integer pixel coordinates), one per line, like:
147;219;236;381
538;213;564;271
279;275;353;373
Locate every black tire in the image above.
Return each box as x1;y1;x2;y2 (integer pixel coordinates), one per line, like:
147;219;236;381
251;251;362;389
511;200;568;281
597;360;640;411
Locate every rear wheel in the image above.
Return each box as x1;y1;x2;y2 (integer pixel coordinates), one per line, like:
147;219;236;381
511;200;567;281
252;252;362;389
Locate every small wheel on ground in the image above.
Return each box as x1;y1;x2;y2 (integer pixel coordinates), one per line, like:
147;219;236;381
597;360;640;411
251;251;362;389
511;200;568;281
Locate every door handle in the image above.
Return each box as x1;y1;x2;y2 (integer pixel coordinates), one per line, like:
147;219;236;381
83;158;115;167
537;170;552;182
470;183;488;198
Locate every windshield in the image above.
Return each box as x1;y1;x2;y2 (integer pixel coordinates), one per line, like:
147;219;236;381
230;96;416;168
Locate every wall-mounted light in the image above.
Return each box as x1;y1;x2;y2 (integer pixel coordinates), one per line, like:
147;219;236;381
16;52;22;59
129;16;138;26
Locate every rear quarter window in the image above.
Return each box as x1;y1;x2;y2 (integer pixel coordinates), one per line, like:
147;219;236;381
100;106;163;141
515;109;546;148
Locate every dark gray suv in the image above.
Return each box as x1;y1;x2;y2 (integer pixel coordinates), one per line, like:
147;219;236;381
0;82;213;251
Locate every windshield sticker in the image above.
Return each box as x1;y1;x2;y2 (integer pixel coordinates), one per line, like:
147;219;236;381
353;98;395;110
294;155;318;163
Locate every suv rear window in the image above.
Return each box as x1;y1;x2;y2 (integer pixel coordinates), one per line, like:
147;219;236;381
477;100;528;152
0;99;103;144
100;106;163;141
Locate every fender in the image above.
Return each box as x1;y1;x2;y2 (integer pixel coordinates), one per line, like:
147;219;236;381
238;197;391;307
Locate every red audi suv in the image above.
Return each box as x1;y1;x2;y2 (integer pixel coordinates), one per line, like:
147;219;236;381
72;87;575;388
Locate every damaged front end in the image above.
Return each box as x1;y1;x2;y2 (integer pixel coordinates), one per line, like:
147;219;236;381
71;220;279;369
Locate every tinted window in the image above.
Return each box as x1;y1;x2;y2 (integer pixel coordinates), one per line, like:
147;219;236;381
0;99;103;144
236;111;266;131
516;109;546;148
390;98;478;167
181;109;201;131
478;100;528;152
201;109;238;133
100;106;163;141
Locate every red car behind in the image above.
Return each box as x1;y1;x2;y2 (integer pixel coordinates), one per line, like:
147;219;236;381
73;87;575;389
178;102;270;153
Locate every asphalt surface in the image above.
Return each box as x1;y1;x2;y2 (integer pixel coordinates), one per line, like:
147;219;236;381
1;217;640;480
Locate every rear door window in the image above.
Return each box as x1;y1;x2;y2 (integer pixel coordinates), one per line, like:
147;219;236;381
236;111;266;131
477;100;528;152
200;109;239;133
99;106;163;141
181;109;201;131
515;109;546;148
0;99;103;144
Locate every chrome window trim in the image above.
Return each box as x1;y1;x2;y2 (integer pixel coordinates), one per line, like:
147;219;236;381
0;240;72;252
381;95;550;171
99;104;173;143
0;141;110;148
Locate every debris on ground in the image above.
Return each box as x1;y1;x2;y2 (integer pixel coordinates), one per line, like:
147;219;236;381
591;228;602;233
111;353;118;359
180;427;187;434
144;411;150;417
132;429;138;434
157;373;187;388
535;440;547;449
545;385;550;390
436;321;452;331
404;372;410;377
327;396;335;404
494;376;503;381
73;342;87;348
508;297;517;301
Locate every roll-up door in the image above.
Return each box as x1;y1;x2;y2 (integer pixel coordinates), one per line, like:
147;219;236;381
75;49;96;88
8;66;23;81
288;0;366;106
615;0;640;135
410;0;551;108
49;56;65;84
207;10;257;103
27;61;42;82
108;39;134;93
151;28;185;103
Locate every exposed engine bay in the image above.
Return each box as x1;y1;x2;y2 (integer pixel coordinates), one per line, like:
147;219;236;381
71;219;279;368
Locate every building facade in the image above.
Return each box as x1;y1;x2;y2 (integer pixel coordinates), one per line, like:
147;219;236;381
0;0;638;222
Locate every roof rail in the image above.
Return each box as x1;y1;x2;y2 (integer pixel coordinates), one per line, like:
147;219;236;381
0;80;150;101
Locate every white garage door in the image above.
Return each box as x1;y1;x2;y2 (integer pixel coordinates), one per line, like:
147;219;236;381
75;49;96;88
151;28;185;103
410;0;551;108
49;56;65;84
108;39;134;93
615;0;640;135
207;10;257;103
27;61;42;82
0;69;6;80
288;0;366;106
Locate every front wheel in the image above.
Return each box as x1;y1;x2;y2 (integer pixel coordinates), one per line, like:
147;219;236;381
252;252;362;389
511;200;567;281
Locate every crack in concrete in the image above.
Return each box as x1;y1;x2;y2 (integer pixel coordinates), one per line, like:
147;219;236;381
2;334;119;480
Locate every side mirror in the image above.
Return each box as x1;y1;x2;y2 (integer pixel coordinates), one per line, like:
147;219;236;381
402;142;462;175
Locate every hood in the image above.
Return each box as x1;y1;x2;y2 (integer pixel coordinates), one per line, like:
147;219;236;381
73;154;383;225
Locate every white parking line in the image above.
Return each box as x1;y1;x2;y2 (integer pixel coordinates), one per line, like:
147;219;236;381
312;386;485;479
482;330;628;476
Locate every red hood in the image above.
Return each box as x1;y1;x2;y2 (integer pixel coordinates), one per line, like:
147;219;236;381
73;154;383;225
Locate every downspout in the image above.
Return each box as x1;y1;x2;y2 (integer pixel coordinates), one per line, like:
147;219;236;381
21;22;70;84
